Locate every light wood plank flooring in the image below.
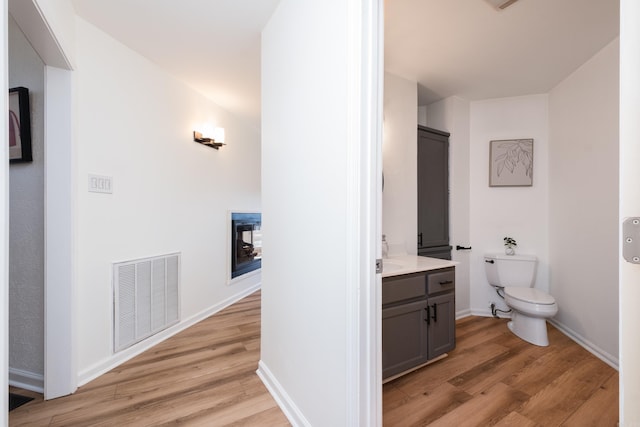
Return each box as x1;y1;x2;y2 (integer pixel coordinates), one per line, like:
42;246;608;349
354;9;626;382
10;292;618;426
10;291;289;426
384;316;619;426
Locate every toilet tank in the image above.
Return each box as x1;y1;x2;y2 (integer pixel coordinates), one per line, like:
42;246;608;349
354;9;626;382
484;253;537;288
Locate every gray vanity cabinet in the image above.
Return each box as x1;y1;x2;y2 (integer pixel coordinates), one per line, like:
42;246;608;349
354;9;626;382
382;267;456;380
426;293;455;359
426;268;456;359
382;299;430;379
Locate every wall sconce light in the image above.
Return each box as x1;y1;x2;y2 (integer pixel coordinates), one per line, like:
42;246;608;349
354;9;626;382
193;127;226;150
484;0;519;9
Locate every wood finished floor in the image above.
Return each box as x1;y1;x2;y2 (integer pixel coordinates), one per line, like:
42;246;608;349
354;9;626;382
10;291;289;427
10;291;618;426
384;316;619;427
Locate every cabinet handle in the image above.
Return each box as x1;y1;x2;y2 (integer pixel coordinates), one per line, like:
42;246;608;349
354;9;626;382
439;280;453;285
425;306;430;325
418;232;423;247
432;303;437;322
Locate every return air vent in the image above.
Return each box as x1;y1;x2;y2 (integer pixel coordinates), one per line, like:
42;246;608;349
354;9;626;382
113;253;180;353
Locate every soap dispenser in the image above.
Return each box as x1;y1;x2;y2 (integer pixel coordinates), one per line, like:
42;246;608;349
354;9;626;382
382;234;389;259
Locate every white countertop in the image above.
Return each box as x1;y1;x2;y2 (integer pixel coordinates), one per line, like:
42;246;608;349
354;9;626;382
382;255;457;278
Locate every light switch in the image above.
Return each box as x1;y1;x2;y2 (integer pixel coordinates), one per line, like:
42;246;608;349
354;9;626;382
88;174;113;194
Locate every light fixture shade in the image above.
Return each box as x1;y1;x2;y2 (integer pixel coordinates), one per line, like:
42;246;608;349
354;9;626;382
484;0;519;10
213;127;225;144
193;126;225;150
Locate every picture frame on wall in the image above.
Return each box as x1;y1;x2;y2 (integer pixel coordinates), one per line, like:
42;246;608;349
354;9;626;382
9;86;32;163
489;139;533;187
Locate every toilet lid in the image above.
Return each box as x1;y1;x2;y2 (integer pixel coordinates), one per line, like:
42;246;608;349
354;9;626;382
504;287;556;305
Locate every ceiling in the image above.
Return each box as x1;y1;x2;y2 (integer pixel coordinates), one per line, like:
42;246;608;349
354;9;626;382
385;0;619;105
70;0;619;126
71;0;281;128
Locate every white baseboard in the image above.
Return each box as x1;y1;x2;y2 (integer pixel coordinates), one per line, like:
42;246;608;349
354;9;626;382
256;360;311;427
548;319;619;371
78;282;261;387
9;367;44;393
455;308;472;319
470;308;511;319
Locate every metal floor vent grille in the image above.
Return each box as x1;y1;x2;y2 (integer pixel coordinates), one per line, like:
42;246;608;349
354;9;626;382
113;253;180;353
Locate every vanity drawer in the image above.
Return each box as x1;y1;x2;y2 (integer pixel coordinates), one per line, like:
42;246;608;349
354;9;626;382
427;269;455;295
382;273;426;305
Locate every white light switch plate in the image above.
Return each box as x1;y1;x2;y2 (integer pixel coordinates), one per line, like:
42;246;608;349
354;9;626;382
88;174;113;194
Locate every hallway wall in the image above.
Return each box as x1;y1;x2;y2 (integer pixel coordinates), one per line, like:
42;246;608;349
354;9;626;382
8;15;45;388
74;18;262;382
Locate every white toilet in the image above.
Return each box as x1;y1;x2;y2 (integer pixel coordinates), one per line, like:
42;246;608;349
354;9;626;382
484;253;558;346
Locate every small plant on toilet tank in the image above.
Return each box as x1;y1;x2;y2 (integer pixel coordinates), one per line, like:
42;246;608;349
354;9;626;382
504;237;517;255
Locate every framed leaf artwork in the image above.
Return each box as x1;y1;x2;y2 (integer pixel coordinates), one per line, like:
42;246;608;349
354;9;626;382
489;139;533;187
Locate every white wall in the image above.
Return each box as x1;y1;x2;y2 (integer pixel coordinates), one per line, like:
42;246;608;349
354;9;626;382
44;65;75;399
426;96;471;316
1;0;11;419
620;0;640;420
74;18;261;382
260;0;380;424
417;105;427;126
8;15;45;382
32;0;75;67
8;0;75;69
469;95;550;314
549;39;619;365
383;72;417;255
8;0;77;399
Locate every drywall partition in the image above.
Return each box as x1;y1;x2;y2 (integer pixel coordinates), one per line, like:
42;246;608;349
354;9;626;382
549;39;619;366
426;96;471;317
8;15;45;390
1;0;11;420
33;0;75;63
10;0;77;399
383;72;417;255
9;0;75;68
74;18;261;383
469;95;550;315
44;65;75;399
260;0;382;425
620;0;640;421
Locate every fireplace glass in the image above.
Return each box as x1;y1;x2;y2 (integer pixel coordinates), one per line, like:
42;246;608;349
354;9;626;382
231;212;262;278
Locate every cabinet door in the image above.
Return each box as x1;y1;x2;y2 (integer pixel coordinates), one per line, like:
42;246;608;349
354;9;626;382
417;127;449;250
382;300;429;379
427;293;456;359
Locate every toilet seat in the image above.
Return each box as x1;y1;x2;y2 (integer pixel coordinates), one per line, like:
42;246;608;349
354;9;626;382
504;287;555;305
504;287;558;319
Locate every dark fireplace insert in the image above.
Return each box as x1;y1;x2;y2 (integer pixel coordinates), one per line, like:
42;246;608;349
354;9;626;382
231;212;262;278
